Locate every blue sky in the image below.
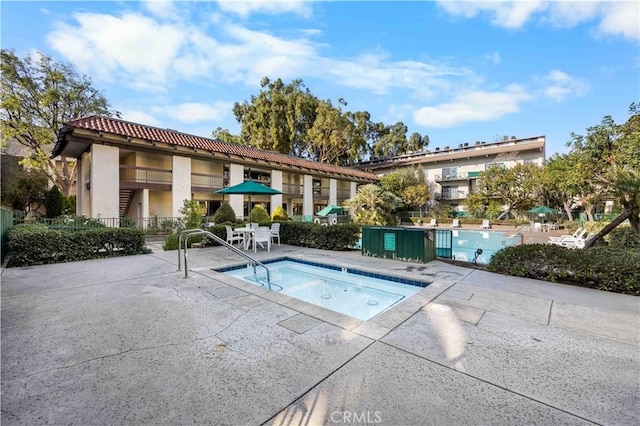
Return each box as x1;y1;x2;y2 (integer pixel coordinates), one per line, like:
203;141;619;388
2;0;638;156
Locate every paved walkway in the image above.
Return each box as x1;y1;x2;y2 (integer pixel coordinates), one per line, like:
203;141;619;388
2;244;638;425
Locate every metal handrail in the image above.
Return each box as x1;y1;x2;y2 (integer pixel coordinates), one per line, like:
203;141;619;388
177;229;275;290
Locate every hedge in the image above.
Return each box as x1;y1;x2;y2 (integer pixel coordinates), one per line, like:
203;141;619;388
280;222;360;250
7;225;148;267
487;244;640;296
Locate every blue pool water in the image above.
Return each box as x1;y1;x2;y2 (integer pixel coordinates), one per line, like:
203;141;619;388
450;230;520;264
219;259;426;321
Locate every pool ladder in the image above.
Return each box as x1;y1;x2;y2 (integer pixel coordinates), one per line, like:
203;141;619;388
178;229;280;291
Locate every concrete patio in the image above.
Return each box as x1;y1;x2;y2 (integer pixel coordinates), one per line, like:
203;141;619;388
2;243;638;425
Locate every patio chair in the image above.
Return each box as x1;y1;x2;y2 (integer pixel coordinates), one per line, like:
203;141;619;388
225;225;244;248
481;219;491;229
533;222;542;232
429;218;438;227
451;219;461;228
253;228;271;252
270;223;281;246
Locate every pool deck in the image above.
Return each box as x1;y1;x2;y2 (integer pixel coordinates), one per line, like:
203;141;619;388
2;243;638;425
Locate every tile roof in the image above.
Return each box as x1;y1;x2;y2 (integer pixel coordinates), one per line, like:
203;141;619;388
62;115;379;181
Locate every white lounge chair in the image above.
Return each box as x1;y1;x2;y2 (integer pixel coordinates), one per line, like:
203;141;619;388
481;219;491;229
429;218;438;227
451;219;461;228
533;222;542;232
548;228;587;245
548;227;584;243
561;233;596;249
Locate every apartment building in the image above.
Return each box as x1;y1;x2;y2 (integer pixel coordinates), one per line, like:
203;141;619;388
356;136;546;212
52;116;378;222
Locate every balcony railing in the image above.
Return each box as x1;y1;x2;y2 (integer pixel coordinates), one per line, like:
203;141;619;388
337;189;351;199
282;183;303;195
313;186;329;197
191;173;225;189
120;166;172;184
434;172;479;182
434;192;468;201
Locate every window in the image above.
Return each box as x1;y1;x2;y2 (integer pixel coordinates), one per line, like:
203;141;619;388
441;167;457;179
484;162;505;170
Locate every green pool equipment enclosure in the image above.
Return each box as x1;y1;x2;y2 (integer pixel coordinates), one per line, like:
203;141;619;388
361;227;523;265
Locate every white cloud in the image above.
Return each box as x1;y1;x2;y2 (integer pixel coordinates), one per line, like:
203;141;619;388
120;110;162;127
437;1;544;29
597;2;640;40
437;1;640;40
216;0;312;18
47;12;186;90
151;102;233;124
413;85;532;128
540;70;589;102
143;0;178;19
46;10;472;100
485;52;501;65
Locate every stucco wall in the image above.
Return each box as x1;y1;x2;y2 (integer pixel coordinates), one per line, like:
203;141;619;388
172;156;191;217
90;144;120;221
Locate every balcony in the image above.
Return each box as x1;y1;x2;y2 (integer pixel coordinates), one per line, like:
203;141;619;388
337;189;351;200
120;165;171;189
434;192;468;201
282;183;303;195
313;186;329;197
191;173;225;190
434;171;480;182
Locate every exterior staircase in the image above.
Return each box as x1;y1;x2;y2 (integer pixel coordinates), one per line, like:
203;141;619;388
119;189;134;217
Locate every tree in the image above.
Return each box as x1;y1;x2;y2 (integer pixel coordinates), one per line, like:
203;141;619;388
343;183;401;226
1;49;117;196
570;104;640;247
45;186;64;218
477;163;541;219
371;121;409;158
0;154;48;214
211;127;242;144
305;100;369;165
407;132;429;152
463;192;486;218
232;77;319;157
379;167;429;215
179;199;206;229
541;154;582;221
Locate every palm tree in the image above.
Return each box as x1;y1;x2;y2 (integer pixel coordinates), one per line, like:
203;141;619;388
344;184;401;226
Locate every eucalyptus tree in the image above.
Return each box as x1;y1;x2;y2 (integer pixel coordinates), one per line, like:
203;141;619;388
1;49;117;196
233;77;320;156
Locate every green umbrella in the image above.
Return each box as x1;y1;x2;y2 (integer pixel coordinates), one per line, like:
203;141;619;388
527;206;556;214
216;181;283;222
316;204;344;217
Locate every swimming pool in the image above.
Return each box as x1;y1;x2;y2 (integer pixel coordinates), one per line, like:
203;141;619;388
218;258;427;321
449;230;520;264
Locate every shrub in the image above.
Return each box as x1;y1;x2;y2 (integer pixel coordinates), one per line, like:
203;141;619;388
180;199;206;230
212;203;237;224
487;244;640;296
280;222;360;250
45;186;64;218
8;226;148;267
162;224;228;251
607;227;640;249
271;206;289;221
250;204;270;223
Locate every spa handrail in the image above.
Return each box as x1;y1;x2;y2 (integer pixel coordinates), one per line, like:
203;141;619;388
178;229;273;290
